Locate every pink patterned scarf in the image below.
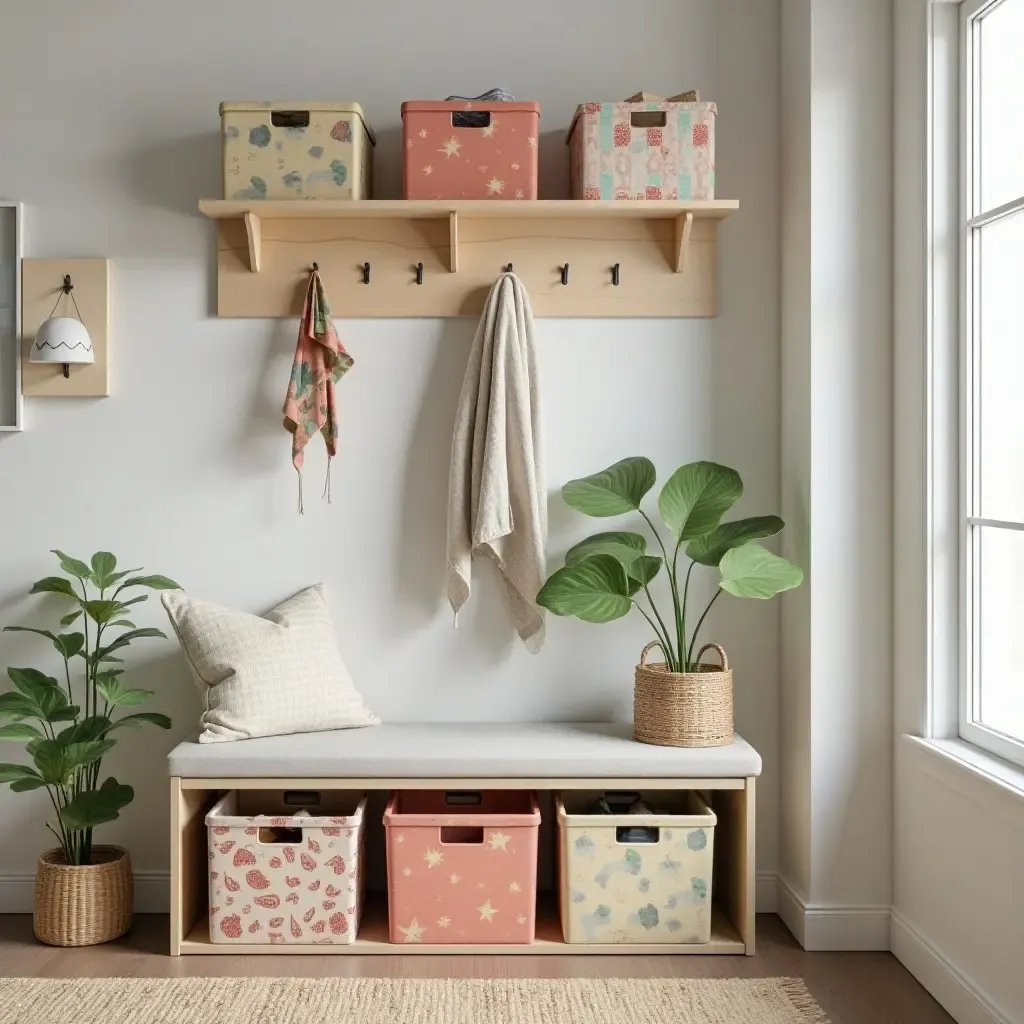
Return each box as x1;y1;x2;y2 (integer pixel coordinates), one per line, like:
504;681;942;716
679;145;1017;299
283;269;353;513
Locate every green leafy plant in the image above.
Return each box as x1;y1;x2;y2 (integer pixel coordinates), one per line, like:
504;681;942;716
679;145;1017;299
537;458;803;671
0;551;180;865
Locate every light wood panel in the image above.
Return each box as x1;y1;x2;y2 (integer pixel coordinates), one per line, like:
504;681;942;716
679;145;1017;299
198;198;737;318
170;783;218;957
180;896;744;956
21;258;110;397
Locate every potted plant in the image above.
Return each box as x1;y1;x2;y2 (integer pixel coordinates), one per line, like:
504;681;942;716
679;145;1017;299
0;550;180;946
537;458;802;747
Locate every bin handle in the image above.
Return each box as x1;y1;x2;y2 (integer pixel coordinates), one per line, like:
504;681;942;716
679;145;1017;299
639;640;668;666
444;791;482;806
694;643;729;671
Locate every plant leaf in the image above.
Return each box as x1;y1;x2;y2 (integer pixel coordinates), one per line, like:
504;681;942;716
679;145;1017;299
107;711;172;733
63;739;116;771
96;675;153;708
47;706;80;723
0;692;40;721
8;667;61;699
118;595;148;608
627;554;663;587
686;516;786;566
53;632;85;659
60;778;134;831
10;776;48;792
0;763;44;784
565;531;647;570
60;610;83;627
561;458;657;517
658;462;744;541
120;575;181;591
83;599;122;625
29;576;77;598
58;716;112;745
90;552;118;588
0;723;45;741
719;543;804;599
51;550;94;581
536;553;633;623
110;620;136;629
3;625;58;643
31;740;71;786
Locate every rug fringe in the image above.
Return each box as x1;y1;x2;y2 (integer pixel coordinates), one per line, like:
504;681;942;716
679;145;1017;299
778;977;832;1024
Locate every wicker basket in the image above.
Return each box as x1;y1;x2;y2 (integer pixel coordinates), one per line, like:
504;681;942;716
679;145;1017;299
34;846;132;947
633;641;733;748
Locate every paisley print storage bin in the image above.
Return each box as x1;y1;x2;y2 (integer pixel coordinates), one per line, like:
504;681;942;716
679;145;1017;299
401;101;540;199
567;95;716;200
206;790;365;945
556;791;716;944
221;102;375;200
383;790;540;944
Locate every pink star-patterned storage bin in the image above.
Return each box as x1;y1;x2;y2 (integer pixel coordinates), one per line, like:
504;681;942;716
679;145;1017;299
401;101;540;199
206;791;365;945
383;790;540;944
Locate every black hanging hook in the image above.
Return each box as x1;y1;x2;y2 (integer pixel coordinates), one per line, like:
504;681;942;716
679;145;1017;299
611;263;620;286
362;262;371;284
312;261;319;272
560;264;569;286
505;263;513;273
415;262;424;285
62;274;73;294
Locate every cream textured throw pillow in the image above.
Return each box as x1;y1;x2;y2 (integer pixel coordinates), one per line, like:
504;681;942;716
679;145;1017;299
161;584;380;743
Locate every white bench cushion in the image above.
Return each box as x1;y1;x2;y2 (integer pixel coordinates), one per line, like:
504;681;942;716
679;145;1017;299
167;722;761;779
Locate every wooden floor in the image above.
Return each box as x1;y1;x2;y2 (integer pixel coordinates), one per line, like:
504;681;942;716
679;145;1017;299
0;914;951;1024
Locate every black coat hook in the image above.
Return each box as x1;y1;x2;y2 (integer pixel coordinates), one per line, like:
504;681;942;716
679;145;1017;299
362;262;371;284
415;262;424;285
62;274;73;294
611;263;620;286
312;262;319;272
505;263;513;273
560;264;569;285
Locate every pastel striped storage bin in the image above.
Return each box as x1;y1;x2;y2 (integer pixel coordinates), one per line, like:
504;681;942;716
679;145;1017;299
567;99;716;200
206;790;365;945
556;790;716;944
384;790;540;944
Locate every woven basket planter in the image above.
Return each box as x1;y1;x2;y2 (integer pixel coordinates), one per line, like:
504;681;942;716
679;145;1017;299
34;845;133;947
633;641;733;748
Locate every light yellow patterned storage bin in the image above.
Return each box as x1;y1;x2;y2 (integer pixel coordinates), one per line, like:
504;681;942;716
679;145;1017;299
556;791;716;944
221;102;374;200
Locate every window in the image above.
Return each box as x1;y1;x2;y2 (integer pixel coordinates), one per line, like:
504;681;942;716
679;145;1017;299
961;0;1024;767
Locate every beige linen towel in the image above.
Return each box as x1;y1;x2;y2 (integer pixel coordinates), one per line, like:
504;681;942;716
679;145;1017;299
446;272;547;652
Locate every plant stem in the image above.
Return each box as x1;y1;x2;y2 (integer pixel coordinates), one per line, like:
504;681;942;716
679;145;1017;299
681;561;696;670
629;599;673;663
60;654;73;708
79;581;90;721
687;589;723;668
640;584;678;671
639;509;684;668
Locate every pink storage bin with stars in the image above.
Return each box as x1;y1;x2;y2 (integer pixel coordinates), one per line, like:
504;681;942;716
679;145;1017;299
383;790;541;944
206;790;365;945
401;101;540;199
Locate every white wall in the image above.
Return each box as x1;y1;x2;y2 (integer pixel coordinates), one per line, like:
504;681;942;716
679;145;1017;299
0;0;782;896
779;0;894;945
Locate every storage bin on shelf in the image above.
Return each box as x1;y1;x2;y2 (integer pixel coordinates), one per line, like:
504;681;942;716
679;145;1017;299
556;790;716;944
206;790;365;945
401;101;540;199
220;102;374;200
384;790;540;944
567;92;716;200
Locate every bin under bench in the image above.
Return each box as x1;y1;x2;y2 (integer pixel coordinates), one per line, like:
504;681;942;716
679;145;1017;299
168;722;760;956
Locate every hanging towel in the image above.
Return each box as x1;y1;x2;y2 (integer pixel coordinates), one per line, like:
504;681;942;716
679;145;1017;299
446;272;547;652
283;269;353;513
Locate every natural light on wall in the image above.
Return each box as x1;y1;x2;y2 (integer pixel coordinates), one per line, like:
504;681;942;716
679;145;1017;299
963;0;1024;764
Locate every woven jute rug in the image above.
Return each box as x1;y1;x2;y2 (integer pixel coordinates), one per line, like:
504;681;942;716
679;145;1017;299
0;976;828;1023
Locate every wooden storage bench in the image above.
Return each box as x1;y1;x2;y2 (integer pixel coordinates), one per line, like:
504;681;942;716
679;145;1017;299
168;722;760;956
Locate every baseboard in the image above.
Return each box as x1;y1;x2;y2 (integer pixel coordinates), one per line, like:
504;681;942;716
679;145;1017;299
0;872;169;914
2;872;781;916
890;909;1015;1024
775;875;891;951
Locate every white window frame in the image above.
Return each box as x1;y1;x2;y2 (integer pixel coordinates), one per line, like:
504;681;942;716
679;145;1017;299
959;0;1024;768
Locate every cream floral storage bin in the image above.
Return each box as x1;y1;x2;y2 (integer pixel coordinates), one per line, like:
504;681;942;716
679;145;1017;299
221;102;374;200
556;791;716;944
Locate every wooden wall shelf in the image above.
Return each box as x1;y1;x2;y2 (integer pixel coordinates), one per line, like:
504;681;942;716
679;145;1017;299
198;198;738;319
